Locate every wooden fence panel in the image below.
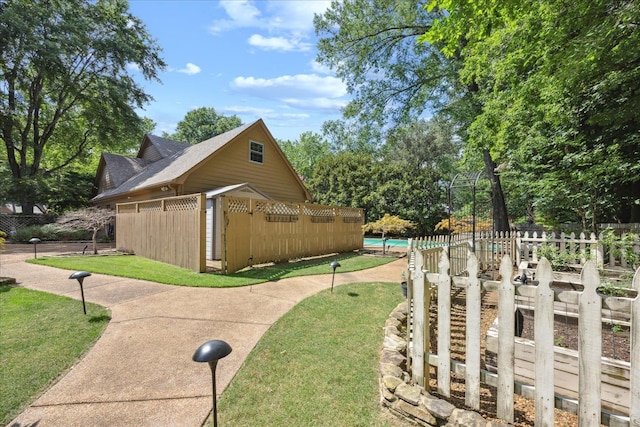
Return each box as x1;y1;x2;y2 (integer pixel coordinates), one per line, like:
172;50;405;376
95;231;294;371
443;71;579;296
497;256;515;423
411;250;426;386
534;258;555;426
579;261;602;426
465;252;481;410
631;268;640;424
437;249;451;397
116;194;205;272
221;197;363;274
224;198;252;273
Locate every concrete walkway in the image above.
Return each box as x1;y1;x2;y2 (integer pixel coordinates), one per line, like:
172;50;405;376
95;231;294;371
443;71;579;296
2;244;405;427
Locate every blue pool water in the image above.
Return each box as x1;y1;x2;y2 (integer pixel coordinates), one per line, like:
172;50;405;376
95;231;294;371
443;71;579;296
363;238;408;247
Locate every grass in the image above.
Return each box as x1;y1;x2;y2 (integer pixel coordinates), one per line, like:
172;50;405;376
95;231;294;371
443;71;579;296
0;287;110;425
217;281;405;427
29;252;397;287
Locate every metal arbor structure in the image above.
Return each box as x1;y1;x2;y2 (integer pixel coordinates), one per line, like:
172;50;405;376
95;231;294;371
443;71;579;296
447;171;493;255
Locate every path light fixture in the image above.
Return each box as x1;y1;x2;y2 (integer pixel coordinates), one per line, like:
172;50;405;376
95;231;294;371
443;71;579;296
69;271;91;315
29;237;41;258
330;260;341;293
192;340;232;427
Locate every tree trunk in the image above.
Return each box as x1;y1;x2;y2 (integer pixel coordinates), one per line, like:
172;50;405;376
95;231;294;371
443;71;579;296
92;228;99;254
483;150;510;232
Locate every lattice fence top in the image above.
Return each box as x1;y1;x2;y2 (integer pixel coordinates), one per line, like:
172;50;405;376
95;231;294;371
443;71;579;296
255;200;300;215
138;200;162;212
227;197;249;213
304;204;334;217
338;208;362;218
117;194;202;214
166;196;199;211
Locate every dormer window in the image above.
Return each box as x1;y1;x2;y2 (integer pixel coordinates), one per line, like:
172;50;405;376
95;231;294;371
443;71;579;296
250;141;264;164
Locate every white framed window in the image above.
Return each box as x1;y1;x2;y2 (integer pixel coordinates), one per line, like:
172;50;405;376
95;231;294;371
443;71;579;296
249;140;264;164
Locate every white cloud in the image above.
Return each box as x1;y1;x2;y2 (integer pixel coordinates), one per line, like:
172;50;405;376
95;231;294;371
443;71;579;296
126;62;141;72
248;34;312;52
210;0;331;34
221;105;274;116
232;74;347;99
310;60;333;75
209;1;332;54
209;0;262;34
177;63;201;75
281;97;349;111
262;1;331;33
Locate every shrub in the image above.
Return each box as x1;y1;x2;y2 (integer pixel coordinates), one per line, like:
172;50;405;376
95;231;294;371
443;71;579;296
10;224;91;243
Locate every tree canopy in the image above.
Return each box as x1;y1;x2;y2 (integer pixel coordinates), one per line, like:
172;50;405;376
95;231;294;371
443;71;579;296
315;0;510;231
307;151;447;235
422;0;640;228
315;0;640;231
163;107;242;144
0;0;165;213
278;131;330;182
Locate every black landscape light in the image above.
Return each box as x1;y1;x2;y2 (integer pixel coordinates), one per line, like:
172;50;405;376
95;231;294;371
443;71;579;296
29;237;41;258
69;271;91;315
193;340;232;427
330;260;341;293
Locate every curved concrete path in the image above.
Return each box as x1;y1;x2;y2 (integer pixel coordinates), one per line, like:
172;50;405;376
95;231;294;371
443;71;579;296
2;244;405;427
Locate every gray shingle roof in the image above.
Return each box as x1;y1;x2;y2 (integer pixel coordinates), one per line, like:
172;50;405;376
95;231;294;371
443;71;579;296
102;153;151;188
92;121;256;202
144;135;190;158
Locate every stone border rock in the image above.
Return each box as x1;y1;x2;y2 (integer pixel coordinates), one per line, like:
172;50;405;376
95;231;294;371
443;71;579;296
379;301;511;427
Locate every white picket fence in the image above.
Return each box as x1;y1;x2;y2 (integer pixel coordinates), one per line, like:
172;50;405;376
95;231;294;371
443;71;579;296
407;248;640;426
409;231;639;275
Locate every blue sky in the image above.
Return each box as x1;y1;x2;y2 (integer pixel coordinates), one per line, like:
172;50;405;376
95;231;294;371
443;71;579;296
127;0;348;142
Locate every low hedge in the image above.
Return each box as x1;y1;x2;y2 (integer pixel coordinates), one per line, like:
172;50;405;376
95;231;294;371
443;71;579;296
10;224;92;243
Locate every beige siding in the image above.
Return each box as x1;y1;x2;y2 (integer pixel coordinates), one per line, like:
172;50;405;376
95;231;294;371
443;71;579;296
183;125;308;201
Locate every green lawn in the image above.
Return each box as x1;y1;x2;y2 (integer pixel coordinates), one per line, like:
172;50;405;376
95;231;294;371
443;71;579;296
217;281;405;426
29;252;397;287
0;287;110;425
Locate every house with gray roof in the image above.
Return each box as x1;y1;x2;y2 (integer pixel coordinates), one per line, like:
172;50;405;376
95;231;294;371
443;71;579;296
92;119;312;259
92;119;311;207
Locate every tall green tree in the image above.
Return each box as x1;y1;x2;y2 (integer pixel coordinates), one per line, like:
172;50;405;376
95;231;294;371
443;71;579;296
315;0;511;231
321;118;383;155
0;0;165;213
278;131;331;182
424;0;640;229
308;152;446;234
384;116;460;178
164;107;242;144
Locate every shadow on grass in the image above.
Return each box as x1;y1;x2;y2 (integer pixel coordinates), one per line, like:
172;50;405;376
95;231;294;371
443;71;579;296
88;314;111;323
228;252;361;282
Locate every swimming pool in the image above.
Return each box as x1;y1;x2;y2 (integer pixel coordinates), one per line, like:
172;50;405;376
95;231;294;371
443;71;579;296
363;238;409;248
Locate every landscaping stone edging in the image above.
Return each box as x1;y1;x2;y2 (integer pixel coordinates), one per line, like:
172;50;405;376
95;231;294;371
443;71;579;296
379;301;511;427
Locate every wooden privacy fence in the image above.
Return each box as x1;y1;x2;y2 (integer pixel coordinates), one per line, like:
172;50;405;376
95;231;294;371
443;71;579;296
222;196;363;274
116;194;206;272
408;248;640;426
